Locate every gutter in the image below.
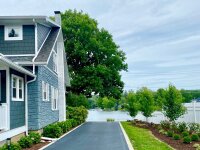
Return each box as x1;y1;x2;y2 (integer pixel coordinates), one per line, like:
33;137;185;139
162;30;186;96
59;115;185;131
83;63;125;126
0;54;36;78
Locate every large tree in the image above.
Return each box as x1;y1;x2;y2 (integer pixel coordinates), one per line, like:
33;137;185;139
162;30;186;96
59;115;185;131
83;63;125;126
61;10;127;98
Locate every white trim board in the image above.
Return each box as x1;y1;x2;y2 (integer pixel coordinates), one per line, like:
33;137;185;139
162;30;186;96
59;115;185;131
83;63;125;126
0;126;26;142
119;122;134;150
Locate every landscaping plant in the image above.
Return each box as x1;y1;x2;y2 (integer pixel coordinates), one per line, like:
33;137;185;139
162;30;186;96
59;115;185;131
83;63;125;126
29;132;41;144
177;122;188;133
18;136;33;148
107;118;115;122
163;84;186;122
183;136;191;144
66;106;88;124
0;143;21;150
173;134;181;140
182;131;189;137
191;134;199;141
43;124;63;138
136;87;154;121
160;120;171;130
167;131;173;137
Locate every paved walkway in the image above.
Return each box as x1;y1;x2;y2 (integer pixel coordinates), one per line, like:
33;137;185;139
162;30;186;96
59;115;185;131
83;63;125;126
45;122;129;150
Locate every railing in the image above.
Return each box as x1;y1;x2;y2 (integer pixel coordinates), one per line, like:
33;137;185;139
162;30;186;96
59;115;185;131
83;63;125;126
0;103;8;130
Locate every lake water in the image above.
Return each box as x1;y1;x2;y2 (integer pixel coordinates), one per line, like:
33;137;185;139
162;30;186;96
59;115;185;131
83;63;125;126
86;109;133;122
87;103;200;123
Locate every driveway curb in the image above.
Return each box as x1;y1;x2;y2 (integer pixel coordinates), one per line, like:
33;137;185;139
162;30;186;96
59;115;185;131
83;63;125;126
119;122;134;150
39;123;84;150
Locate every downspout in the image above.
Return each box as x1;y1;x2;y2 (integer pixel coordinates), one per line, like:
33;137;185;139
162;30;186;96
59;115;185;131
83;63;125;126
25;75;36;136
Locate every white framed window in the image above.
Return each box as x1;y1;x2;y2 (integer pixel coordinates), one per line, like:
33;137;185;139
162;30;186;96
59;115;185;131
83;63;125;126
4;26;23;41
42;81;49;101
12;75;24;101
53;52;57;73
51;86;58;110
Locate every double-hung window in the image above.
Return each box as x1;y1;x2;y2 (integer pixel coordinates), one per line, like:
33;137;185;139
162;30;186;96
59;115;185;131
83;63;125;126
42;81;49;101
51;86;58;110
12;75;24;101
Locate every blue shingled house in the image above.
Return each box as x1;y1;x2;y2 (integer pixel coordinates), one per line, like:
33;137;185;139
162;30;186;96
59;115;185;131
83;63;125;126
0;11;70;142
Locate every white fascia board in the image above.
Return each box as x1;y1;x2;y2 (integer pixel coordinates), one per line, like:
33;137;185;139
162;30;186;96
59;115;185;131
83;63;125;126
0;126;27;142
0;55;36;77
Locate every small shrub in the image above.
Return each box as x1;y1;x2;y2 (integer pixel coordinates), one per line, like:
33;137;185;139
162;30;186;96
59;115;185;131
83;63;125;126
167;131;173;137
29;132;41;144
18;136;33;148
197;132;200;138
173;134;181;140
107;118;115;122
43;124;62;138
191;134;199;141
188;123;200;133
178;122;188;133
158;129;166;134
193;143;200;148
171;122;178;132
182;131;189;137
160;120;171;130
0;143;21;150
183;136;191;144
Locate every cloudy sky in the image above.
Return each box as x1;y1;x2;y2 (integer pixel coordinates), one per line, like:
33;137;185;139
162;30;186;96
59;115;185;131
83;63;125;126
1;0;200;91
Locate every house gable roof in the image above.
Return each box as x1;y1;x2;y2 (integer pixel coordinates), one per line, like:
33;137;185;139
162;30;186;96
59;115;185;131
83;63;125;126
34;27;60;62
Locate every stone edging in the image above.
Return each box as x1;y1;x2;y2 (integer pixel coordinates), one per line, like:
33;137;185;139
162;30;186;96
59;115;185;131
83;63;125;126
39;123;84;150
119;122;134;150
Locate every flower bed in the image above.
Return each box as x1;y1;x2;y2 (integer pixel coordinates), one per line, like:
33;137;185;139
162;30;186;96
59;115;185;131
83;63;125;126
132;120;200;150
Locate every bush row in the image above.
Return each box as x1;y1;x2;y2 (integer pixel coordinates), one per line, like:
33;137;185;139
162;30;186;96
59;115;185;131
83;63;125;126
43;119;77;138
159;120;200;144
43;106;88;138
160;121;200;133
0;132;41;150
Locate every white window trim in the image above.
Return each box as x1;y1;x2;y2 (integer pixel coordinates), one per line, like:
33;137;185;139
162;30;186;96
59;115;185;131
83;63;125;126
42;81;49;101
4;25;23;41
51;86;58;111
12;75;24;101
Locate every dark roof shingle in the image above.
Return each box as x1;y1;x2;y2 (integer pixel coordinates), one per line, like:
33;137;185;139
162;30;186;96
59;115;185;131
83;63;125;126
35;27;60;62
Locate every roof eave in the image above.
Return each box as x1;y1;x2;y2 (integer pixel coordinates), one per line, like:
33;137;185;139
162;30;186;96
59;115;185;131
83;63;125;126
0;55;36;78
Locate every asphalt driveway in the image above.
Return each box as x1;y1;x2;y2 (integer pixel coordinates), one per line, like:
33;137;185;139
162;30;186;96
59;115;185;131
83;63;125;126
45;122;129;150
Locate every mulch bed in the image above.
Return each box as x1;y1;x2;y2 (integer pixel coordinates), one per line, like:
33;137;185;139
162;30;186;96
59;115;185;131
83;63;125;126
24;141;50;150
132;120;200;150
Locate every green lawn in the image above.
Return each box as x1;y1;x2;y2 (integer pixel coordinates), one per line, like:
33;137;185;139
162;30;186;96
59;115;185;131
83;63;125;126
121;122;173;150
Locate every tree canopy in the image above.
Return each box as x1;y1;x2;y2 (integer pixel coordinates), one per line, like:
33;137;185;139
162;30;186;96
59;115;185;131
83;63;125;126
136;87;154;118
163;84;186;121
61;10;127;98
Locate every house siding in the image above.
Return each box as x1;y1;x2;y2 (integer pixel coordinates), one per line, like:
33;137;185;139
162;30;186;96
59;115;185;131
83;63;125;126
37;23;51;51
0;25;35;55
10;69;25;130
28;66;59;130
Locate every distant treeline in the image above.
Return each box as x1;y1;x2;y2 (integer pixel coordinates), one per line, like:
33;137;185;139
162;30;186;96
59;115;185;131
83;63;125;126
180;89;200;103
